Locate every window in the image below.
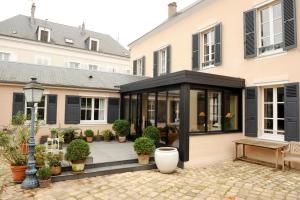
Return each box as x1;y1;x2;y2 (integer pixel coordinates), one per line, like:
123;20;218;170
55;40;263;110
158;48;167;75
0;52;10;61
89;38;99;51
259;3;283;54
81;97;105;122
263;87;285;136
202;29;215;68
207;91;221;131
38;27;51;42
68;62;80;69
35;56;51;65
25;96;46;121
148;100;155;125
89;64;98;71
137;58;143;76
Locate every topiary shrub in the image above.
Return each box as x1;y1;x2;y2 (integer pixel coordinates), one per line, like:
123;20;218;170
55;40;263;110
102;129;113;141
65;139;90;162
143;126;160;144
84;129;94;137
37;166;52;180
134;137;155;155
112;120;130;137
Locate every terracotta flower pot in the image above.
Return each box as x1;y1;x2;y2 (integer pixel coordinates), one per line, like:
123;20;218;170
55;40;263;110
118;136;126;143
38;178;51;188
71;160;85;173
10;165;27;183
50;166;62;176
86;137;93;143
138;154;150;165
20;143;29;154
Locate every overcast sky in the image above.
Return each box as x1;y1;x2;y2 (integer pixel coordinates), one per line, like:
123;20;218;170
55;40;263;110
0;0;196;48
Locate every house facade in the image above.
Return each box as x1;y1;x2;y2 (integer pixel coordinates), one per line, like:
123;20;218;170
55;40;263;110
126;0;299;166
0;4;131;74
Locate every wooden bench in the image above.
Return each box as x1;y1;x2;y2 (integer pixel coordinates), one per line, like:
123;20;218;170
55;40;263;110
282;142;300;171
234;138;288;168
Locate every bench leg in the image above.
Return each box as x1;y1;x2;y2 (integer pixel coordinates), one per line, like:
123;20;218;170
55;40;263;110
235;143;238;160
282;160;285;171
289;161;291;169
275;149;279;169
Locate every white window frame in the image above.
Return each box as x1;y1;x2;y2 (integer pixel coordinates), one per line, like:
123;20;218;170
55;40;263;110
136;58;143;76
158;48;167;75
258;2;283;55
34;55;51;66
25;96;47;122
89;38;99;51
89;64;98;71
38;27;51;43
201;29;215;69
261;86;285;141
0;52;10;61
68;62;80;69
80;97;107;124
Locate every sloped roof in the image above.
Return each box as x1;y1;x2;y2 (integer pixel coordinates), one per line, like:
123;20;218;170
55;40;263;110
0;61;148;90
0;15;129;57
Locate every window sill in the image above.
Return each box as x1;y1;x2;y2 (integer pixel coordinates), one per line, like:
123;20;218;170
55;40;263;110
80;121;107;125
256;49;287;60
200;65;217;71
258;134;285;142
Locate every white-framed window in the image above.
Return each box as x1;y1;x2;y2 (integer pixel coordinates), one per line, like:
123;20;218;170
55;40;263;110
0;52;10;61
89;64;98;71
80;97;106;122
258;2;283;54
148;100;155;124
263;86;285;137
136;58;143;76
89;38;99;51
158;48;167;75
38;27;51;43
68;62;80;69
202;29;215;68
34;56;51;65
25;96;46;121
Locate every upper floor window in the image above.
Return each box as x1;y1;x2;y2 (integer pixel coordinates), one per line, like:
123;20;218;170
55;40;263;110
89;38;99;51
202;29;215;68
0;52;10;61
68;62;80;69
38;27;51;43
133;57;145;76
81;97;105;122
35;56;51;65
89;64;98;71
159;48;167;75
259;3;283;54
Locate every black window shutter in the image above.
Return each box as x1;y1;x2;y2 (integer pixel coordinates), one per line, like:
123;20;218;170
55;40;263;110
12;93;25;117
153;51;158;77
245;87;258;137
142;56;145;76
65;96;80;124
133;60;137;75
192;33;200;71
107;98;120;124
243;9;257;58
283;0;297;50
284;83;299;141
214;23;222;66
47;94;57;124
166;45;171;74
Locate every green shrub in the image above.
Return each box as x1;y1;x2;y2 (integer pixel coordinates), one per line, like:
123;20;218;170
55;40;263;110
11;112;27;126
112;120;130;137
134;137;155;155
102;129;113;141
62;128;76;143
37;166;52;180
35;145;46;166
84;129;94;137
65;139;90;162
49;159;61;167
143;126;160;144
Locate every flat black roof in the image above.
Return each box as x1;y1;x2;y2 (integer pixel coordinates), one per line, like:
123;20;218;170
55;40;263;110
120;70;245;93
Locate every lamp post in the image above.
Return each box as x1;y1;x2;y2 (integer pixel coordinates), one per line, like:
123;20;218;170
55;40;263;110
21;78;44;189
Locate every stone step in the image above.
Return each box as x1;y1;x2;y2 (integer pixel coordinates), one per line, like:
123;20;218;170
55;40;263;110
52;161;156;182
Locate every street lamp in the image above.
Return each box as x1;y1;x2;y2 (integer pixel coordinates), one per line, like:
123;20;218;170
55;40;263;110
21;78;44;189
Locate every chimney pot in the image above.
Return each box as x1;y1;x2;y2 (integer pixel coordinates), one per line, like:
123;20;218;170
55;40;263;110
168;2;177;18
81;21;86;35
31;3;36;25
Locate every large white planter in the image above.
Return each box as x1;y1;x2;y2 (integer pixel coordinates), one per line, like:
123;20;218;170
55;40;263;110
155;147;179;174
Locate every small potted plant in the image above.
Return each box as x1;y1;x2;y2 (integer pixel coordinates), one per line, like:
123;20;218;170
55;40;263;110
134;137;155;165
49;159;62;176
143;126;160;145
62;128;75;144
37;166;52;188
84;129;94;143
102;129;113;142
58;136;64;150
50;128;58;138
65;139;90;173
95;130;102;141
35;145;46;168
18;127;29;154
112;120;130;143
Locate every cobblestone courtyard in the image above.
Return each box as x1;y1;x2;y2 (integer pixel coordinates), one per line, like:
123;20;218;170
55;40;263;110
1;157;300;200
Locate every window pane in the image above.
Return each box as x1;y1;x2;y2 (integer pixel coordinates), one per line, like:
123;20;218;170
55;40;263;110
189;90;206;132
99;110;104;120
27;108;32;120
264;104;273;118
86;98;92;108
273;3;282;19
277;104;284;118
261;23;270;37
99;99;104;109
94;98;99;109
86;110;92;120
278;120;284;131
81;98;86;107
264;119;273;129
277;87;284;102
273;19;282;35
204;34;208;43
39;96;45;107
261;8;270;23
264;88;273;102
37;109;44;120
261;37;271;47
94;110;99;120
274;33;283;44
207;91;222;131
81;110;85;120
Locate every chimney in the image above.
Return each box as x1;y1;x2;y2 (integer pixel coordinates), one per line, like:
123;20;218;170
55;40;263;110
81;21;86;35
168;2;177;18
31;2;36;25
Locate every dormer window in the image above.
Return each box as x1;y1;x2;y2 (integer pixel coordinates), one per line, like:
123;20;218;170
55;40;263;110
38;27;51;43
89;38;99;51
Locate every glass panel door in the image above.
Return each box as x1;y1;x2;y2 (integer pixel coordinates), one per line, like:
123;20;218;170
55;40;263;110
207;91;222;131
